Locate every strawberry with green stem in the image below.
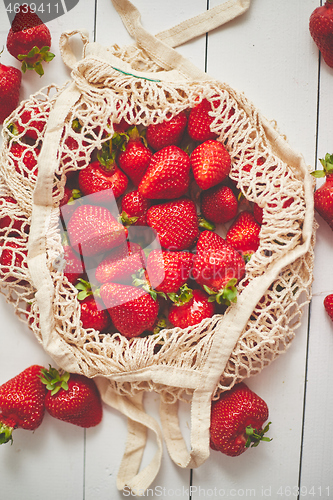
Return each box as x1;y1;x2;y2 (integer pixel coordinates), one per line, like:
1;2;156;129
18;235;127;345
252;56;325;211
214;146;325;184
120;189;151;227
75;279;112;332
147;198;199;251
193;230;245;305
138;145;191;199
146;249;194;294
117;126;152;186
6;5;55;76
95;241;146;285
226;210;261;262
309;0;333;68
0;365;46;444
210;382;272;457
311;153;333;230
168;288;216;329
40;366;103;428
67;204;127;257
190;140;231;190
0;56;22;125
100;281;159;338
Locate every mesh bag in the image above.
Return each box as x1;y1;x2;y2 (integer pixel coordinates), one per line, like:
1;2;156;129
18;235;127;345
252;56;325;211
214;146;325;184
0;0;315;493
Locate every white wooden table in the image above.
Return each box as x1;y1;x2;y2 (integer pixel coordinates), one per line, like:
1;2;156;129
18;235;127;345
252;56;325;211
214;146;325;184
0;1;332;498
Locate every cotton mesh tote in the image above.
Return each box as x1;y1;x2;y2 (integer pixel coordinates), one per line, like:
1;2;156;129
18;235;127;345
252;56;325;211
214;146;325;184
0;0;315;493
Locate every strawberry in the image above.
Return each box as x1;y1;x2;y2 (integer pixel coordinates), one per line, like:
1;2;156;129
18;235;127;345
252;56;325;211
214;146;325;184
0;365;46;444
187;98;218;142
210;382;271;457
61;135;89;169
147;198;199;251
117;127;152;186
0;61;21;125
309;0;333;68
138;145;190;199
190;140;231;190
253;203;263;225
146;112;187;151
193;230;245;304
67;204;127;257
95;241;145;284
226;211;261;261
146;249;194;293
61;243;85;285
78;160;128;203
8;103;50;141
0;196;29;236
40;366;103;428
168;288;215;329
6;5;55;76
0;240;28;284
9;142;39;179
311;153;333;230
120;190;151;226
75;279;112;331
100;282;159;338
200;183;238;224
324;293;333;322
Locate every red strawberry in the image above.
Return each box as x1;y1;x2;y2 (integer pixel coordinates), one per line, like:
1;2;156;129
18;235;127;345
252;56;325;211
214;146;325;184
187;98;218;142
190;140;231;190
0;240;28;284
78;160;128;202
146;112;187;151
117;127;152;186
200;184;238;224
309;0;333;68
226;211;261;260
95;241;145;284
324;293;333;322
168;288;215;329
67;204;127;257
193;230;245;303
210;382;271;457
311;153;333;230
120;190;151;226
147;198;199;251
61;135;89;169
138;145;190;199
146;249;194;293
6;5;55;76
0;62;21;125
100;282;159;338
0;365;46;444
40;367;103;428
75;279;112;331
0;196;29;236
253;203;263;225
61;243;85;285
9;142;39;179
8;103;50;141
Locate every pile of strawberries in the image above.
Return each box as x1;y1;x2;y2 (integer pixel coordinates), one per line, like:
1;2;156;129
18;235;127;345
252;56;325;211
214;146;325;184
46;97;264;340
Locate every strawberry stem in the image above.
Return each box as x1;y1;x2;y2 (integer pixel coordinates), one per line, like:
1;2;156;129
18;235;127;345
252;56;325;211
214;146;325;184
245;421;272;448
39;365;70;396
0;422;14;445
311;153;333;178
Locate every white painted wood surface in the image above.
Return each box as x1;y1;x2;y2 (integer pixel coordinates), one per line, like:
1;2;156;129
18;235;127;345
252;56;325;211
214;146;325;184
0;0;332;498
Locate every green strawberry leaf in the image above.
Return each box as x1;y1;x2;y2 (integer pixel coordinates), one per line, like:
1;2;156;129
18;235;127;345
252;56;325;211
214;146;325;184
168;284;193;305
